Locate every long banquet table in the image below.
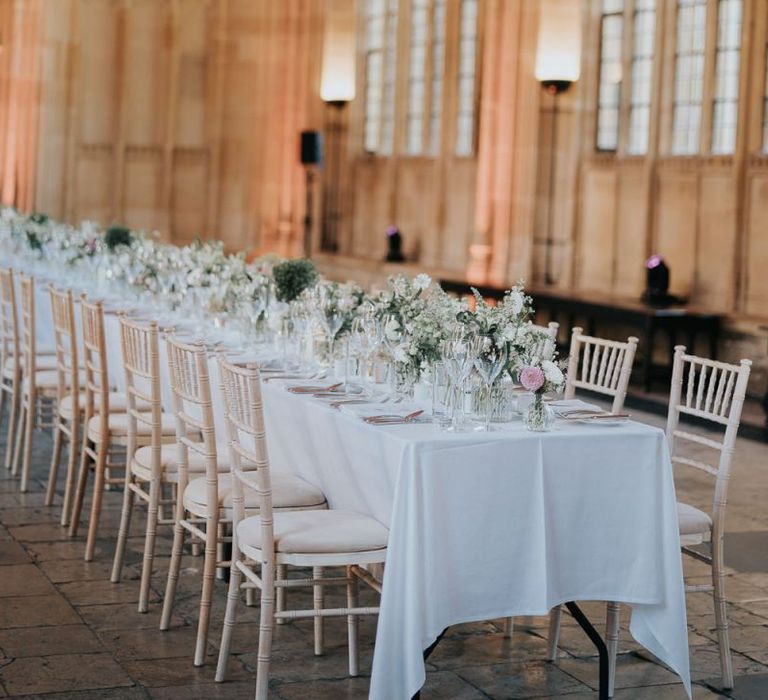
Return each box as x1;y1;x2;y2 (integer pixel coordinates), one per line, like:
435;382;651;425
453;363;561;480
29;278;692;700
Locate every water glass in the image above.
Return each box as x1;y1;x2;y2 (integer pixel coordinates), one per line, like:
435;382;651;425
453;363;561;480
431;362;453;430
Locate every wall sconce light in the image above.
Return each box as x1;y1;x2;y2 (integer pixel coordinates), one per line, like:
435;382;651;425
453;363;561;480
536;0;581;284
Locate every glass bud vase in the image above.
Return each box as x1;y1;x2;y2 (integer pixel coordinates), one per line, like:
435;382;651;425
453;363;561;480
524;393;554;432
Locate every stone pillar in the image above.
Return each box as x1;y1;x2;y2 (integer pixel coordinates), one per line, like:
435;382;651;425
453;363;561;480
467;0;541;287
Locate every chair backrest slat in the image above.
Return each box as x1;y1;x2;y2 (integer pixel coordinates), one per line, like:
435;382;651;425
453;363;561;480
166;335;217;500
218;357;274;562
529;321;559;358
564;327;638;413
49;286;79;403
119;317;162;471
79;296;110;421
0;268;19;369
18;274;37;381
665;345;751;536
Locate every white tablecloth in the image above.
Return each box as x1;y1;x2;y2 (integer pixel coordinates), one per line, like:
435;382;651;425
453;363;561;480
28;275;691;699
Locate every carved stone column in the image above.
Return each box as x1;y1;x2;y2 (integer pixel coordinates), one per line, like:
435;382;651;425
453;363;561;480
467;0;541;287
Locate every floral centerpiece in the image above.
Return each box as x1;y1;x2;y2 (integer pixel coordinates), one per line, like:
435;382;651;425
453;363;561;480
519;357;566;431
373;273;464;394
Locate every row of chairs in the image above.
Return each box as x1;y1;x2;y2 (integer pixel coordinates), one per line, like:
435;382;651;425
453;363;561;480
0;269;387;697
0;268;753;697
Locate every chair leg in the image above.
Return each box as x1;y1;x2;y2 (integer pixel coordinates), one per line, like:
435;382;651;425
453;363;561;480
0;384;6;430
84;441;108;561
274;563;285;617
246;586;256;607
254;562;276;700
160;517;186;631
194;514;219;666
216;558;243;682
68;437;92;538
137;478;160;613
111;470;136;584
503;617;514;639
4;374;20;470
347;565;359;677
60;418;79;527
45;421;64;506
19;394;36;492
605;601;620;697
11;401;26;476
313;565;324;656
547;605;562;661
713;540;734;689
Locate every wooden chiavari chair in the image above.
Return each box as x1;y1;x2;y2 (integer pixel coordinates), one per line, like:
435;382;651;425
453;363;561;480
69;297;176;561
562;326;639;412
0;267;22;471
46;286;81;522
662;347;751;689
110;317;193;612
14;274;61;492
545;327;639;687
0;269;55;472
159;337;326;667
530;320;559;358
214;358;387;697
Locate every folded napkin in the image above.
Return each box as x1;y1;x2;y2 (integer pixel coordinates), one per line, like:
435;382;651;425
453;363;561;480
285;380;344;395
339;401;425;421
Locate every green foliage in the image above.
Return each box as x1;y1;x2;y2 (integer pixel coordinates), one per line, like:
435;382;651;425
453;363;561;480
104;225;133;251
272;258;318;302
25;231;42;251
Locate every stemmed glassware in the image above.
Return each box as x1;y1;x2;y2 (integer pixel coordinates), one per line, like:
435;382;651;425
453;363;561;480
441;337;476;431
349;312;382;392
471;335;509;432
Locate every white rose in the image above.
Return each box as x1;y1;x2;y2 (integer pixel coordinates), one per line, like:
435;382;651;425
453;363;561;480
414;273;432;291
541;360;564;386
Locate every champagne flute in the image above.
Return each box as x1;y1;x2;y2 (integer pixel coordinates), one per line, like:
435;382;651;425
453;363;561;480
472;336;508;432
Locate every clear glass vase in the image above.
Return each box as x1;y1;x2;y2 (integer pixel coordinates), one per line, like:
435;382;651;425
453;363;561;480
524;393;554;432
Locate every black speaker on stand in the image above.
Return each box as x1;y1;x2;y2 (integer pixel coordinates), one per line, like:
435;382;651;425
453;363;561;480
299;130;323;258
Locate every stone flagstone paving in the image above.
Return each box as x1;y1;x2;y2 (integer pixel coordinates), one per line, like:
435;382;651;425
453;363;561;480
0;404;767;699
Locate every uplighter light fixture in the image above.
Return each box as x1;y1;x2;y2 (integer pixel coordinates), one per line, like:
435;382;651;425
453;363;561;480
320;0;356;105
535;0;582;94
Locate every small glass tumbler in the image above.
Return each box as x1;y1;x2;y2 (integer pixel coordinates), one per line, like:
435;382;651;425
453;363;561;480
431;362;453;430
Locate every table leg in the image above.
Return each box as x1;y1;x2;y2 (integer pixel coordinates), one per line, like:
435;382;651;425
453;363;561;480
411;603;609;700
412;629;448;700
565;602;609;700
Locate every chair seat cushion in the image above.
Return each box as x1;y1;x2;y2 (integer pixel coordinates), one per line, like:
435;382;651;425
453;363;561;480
87;411;177;442
677;502;712;537
59;392;151;418
237;509;388;555
184;472;326;512
131;443;229;481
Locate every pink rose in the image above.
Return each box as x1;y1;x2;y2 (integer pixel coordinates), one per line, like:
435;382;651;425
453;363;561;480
520;366;545;393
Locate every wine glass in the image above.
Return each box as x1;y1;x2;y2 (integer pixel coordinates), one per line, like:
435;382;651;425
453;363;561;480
472;336;509;432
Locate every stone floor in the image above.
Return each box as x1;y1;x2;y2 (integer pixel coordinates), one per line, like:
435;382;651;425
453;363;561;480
1;404;767;699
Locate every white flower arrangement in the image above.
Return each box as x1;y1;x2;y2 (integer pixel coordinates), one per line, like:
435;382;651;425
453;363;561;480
0;208;563;383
